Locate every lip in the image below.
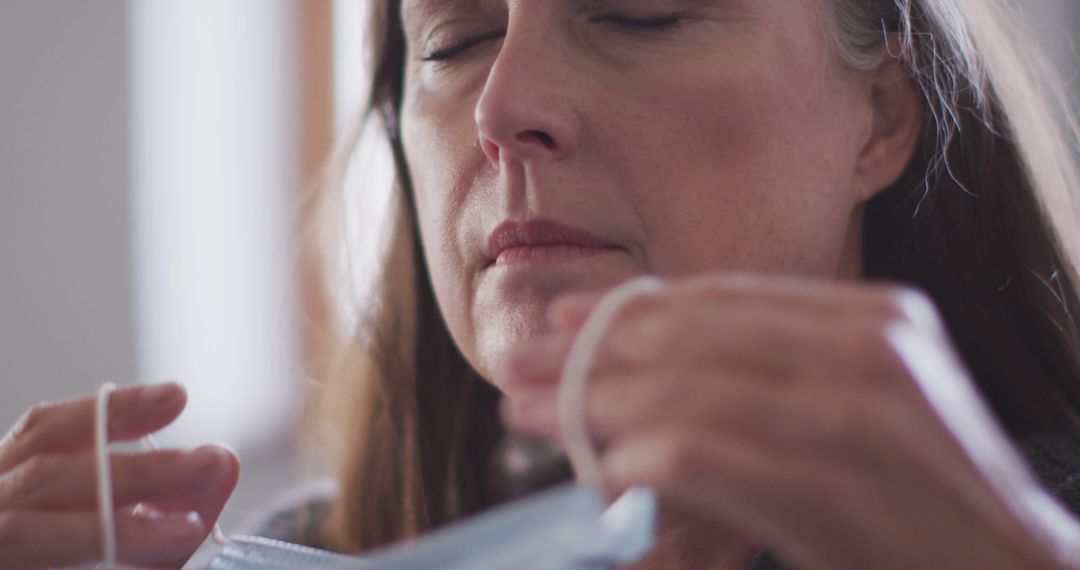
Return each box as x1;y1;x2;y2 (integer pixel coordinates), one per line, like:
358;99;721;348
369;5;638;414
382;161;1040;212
486;219;621;267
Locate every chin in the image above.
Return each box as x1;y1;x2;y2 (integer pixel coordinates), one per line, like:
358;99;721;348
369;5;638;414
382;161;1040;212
472;300;550;392
468;260;644;388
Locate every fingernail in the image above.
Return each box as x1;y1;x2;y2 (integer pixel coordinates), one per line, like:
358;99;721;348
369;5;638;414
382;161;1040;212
140;382;183;406
178;446;232;483
210;441;239;460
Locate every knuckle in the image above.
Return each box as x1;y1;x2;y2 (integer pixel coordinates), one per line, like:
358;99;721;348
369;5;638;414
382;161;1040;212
9;455;57;504
855;325;896;362
800;463;864;515
832;324;903;380
7;402;53;448
127;452;149;481
813;393;897;455
810;396;871;447
124;452;161;491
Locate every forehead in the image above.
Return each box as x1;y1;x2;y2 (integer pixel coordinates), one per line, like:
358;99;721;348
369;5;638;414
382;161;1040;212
400;0;735;23
400;0;500;22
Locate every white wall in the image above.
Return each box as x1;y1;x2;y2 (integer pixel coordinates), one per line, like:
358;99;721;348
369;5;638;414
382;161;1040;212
0;3;309;561
1029;0;1080;84
129;0;301;454
0;1;135;424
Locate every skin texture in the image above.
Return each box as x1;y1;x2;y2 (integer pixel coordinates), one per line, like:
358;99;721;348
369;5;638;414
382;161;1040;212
0;383;238;569
400;0;1069;568
401;0;896;389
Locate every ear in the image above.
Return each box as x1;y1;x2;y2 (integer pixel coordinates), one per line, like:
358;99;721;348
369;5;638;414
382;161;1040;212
854;43;924;203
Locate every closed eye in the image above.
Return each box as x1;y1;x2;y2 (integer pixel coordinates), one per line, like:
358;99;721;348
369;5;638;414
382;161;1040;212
420;12;686;63
588;12;685;32
421;30;505;62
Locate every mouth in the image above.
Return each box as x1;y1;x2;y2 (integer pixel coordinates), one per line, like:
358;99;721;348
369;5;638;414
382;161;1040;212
485;219;623;268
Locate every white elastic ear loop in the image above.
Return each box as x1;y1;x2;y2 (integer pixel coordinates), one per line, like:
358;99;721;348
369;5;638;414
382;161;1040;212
95;383;229;568
95;382;119;565
557;276;665;487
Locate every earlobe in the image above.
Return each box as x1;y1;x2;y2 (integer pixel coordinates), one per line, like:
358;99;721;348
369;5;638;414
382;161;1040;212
854;55;924;203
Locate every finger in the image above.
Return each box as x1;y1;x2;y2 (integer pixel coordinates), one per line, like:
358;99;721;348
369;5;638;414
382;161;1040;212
503;333;575;392
547;280;672;333
504;367;795;444
506;357;903;469
675;273;933;325
548;274;917;334
547;292;603;331
507;297;820;396
138;444;239;568
508;291;667;390
528;279;904;397
0;507;206;569
600;427;792;543
0;383;186;473
602;425;918;570
0;445;236;511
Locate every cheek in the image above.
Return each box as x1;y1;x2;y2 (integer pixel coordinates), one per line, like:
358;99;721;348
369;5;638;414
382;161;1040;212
614;54;864;276
401;84;495;378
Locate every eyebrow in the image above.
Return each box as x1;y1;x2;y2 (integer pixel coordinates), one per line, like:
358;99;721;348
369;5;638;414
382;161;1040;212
401;0;728;37
581;0;719;9
401;0;503;35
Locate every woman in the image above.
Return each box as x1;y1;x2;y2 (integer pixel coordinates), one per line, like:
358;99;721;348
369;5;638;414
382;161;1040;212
4;0;1080;568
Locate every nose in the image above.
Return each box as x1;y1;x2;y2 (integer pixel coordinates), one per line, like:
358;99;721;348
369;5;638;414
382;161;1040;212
475;26;581;165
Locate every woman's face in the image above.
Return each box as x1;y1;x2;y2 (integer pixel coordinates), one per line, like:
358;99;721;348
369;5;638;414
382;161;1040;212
400;0;883;387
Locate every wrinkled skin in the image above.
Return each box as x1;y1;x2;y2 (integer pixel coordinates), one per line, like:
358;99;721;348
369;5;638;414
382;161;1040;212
399;0;1072;568
400;0;898;388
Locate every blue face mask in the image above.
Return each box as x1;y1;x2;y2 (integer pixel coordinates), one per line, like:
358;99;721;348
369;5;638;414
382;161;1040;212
206;483;656;570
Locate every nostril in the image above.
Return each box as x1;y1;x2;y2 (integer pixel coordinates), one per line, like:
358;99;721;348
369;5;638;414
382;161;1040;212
516;130;557;150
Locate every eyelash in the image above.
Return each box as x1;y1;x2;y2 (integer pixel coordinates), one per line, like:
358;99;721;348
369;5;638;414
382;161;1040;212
421;30;506;62
420;13;685;63
589;12;685;31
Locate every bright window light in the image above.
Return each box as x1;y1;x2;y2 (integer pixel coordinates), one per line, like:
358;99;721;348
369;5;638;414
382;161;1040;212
333;0;395;325
129;0;300;451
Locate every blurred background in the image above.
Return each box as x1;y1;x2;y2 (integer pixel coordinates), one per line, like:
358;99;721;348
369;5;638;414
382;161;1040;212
0;0;385;559
0;1;1078;566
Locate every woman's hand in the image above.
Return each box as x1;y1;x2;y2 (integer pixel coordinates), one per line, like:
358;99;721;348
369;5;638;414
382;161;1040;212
502;274;1070;570
0;383;239;569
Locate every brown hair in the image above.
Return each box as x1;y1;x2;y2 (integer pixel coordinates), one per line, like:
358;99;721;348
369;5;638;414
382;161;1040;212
309;0;1080;553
